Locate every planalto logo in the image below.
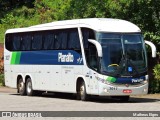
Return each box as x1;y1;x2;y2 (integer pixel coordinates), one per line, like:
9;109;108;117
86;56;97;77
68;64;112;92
58;52;74;62
132;78;144;83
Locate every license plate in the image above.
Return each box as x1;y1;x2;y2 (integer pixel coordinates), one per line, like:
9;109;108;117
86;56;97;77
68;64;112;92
123;89;132;93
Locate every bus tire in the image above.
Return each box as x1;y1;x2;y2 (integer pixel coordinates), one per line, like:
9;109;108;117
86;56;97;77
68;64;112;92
79;81;88;101
18;78;26;96
26;78;35;96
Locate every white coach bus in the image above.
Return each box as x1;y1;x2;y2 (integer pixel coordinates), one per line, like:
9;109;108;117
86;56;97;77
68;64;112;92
4;18;156;101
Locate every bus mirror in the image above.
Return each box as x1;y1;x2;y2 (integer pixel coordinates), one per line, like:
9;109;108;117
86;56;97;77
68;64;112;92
145;40;157;58
88;39;102;57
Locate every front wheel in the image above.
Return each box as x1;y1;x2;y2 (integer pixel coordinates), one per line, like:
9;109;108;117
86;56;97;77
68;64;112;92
26;78;35;96
78;81;88;101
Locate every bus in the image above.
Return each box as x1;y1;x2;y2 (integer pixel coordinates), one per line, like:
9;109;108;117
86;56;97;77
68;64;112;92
4;18;156;101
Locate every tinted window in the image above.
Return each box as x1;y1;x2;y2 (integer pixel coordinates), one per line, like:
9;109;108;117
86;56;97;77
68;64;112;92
88;43;98;71
32;33;43;50
21;34;32;50
5;34;12;51
54;33;60;49
43;33;54;50
81;28;97;70
60;31;68;49
5;28;81;52
81;28;95;49
68;29;80;49
13;35;21;51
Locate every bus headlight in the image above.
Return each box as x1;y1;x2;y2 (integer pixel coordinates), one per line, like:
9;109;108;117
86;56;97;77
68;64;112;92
140;79;148;84
140;75;149;84
96;76;110;84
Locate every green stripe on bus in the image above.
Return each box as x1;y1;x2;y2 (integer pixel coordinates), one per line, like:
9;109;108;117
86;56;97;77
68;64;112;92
106;77;116;82
15;52;21;64
11;52;21;64
11;52;16;64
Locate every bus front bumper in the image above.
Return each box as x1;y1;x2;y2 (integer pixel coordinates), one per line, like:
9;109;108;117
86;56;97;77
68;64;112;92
98;82;148;96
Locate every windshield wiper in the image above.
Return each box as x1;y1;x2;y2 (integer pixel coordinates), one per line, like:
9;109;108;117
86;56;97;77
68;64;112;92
115;54;140;77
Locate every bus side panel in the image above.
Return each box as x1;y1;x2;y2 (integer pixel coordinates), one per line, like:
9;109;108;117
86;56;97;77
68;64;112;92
4;50;15;88
4;65;13;87
33;65;61;92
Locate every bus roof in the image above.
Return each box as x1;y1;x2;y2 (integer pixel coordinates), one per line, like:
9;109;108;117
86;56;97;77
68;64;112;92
5;18;141;34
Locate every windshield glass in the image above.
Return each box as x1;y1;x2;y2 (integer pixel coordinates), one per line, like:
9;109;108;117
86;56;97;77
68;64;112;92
97;33;147;76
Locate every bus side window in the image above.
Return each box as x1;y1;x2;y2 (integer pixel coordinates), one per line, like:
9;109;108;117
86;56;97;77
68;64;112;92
81;28;95;49
68;29;81;53
43;32;55;50
88;43;98;71
5;34;12;51
12;34;21;51
60;31;68;49
21;33;32;51
32;33;43;50
54;33;61;49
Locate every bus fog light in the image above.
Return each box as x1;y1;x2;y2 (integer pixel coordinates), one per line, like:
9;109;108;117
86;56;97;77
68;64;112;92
103;88;109;93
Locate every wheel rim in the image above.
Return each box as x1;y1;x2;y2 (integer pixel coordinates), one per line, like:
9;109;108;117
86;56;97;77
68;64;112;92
80;84;84;97
27;82;32;94
19;81;24;92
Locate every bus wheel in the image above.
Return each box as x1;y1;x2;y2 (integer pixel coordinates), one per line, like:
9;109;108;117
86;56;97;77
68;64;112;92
79;81;88;101
26;78;35;96
18;78;26;96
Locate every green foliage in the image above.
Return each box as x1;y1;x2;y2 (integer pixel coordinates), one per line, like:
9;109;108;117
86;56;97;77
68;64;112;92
150;64;160;93
153;64;160;80
0;74;4;86
0;24;6;43
144;32;160;54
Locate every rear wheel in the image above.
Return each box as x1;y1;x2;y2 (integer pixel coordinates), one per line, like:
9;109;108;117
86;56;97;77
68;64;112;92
18;78;26;96
26;78;35;96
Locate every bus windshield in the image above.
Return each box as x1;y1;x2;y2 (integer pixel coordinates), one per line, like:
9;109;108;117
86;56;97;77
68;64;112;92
97;33;147;77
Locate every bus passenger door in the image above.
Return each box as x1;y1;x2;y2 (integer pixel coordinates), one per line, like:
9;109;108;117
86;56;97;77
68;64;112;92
86;43;99;95
88;69;98;95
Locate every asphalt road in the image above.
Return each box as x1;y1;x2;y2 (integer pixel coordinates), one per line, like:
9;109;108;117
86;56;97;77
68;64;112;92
0;87;160;120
